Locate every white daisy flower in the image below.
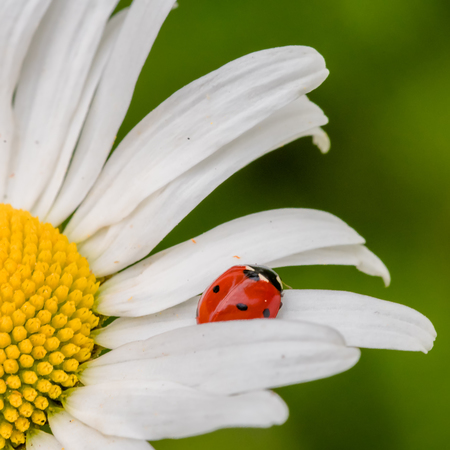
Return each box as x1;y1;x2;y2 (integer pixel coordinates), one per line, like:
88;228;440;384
0;1;435;449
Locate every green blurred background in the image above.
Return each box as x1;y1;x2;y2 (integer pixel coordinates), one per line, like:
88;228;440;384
115;1;449;449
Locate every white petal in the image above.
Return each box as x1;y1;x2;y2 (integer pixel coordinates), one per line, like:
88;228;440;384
0;0;50;199
93;296;199;349
46;0;178;226
96;288;435;353
6;0;118;211
64;381;288;440
312;127;330;153
81;96;329;275
279;290;436;353
27;430;63;450
0;106;14;201
0;0;50;94
49;409;153;450
83;319;360;394
97;208;364;316
33;10;128;221
268;243;390;286
66;46;329;242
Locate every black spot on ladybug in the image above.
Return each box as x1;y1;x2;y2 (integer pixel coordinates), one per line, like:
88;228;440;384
236;303;248;311
196;307;198;318
263;308;270;318
279;302;283;310
213;285;220;293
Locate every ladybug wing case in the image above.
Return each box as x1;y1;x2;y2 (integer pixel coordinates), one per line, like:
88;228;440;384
197;265;281;323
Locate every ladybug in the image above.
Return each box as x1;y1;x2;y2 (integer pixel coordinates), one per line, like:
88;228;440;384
196;265;283;324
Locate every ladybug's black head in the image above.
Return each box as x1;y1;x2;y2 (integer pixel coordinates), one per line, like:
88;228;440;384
243;264;283;292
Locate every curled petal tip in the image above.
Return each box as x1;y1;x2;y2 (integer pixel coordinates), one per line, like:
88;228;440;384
312;128;330;154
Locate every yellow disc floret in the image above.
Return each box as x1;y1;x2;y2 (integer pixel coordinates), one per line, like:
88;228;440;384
0;205;100;448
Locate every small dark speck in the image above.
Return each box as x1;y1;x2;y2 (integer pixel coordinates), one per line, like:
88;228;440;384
236;303;248;311
213;285;220;293
263;308;270;318
187;137;190;140
3;140;6;143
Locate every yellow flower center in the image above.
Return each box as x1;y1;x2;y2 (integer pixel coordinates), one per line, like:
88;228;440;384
0;204;100;448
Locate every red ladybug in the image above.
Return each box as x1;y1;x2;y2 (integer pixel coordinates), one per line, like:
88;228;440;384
196;265;283;324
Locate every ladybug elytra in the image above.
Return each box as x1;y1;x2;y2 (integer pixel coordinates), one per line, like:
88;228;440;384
196;265;283;324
